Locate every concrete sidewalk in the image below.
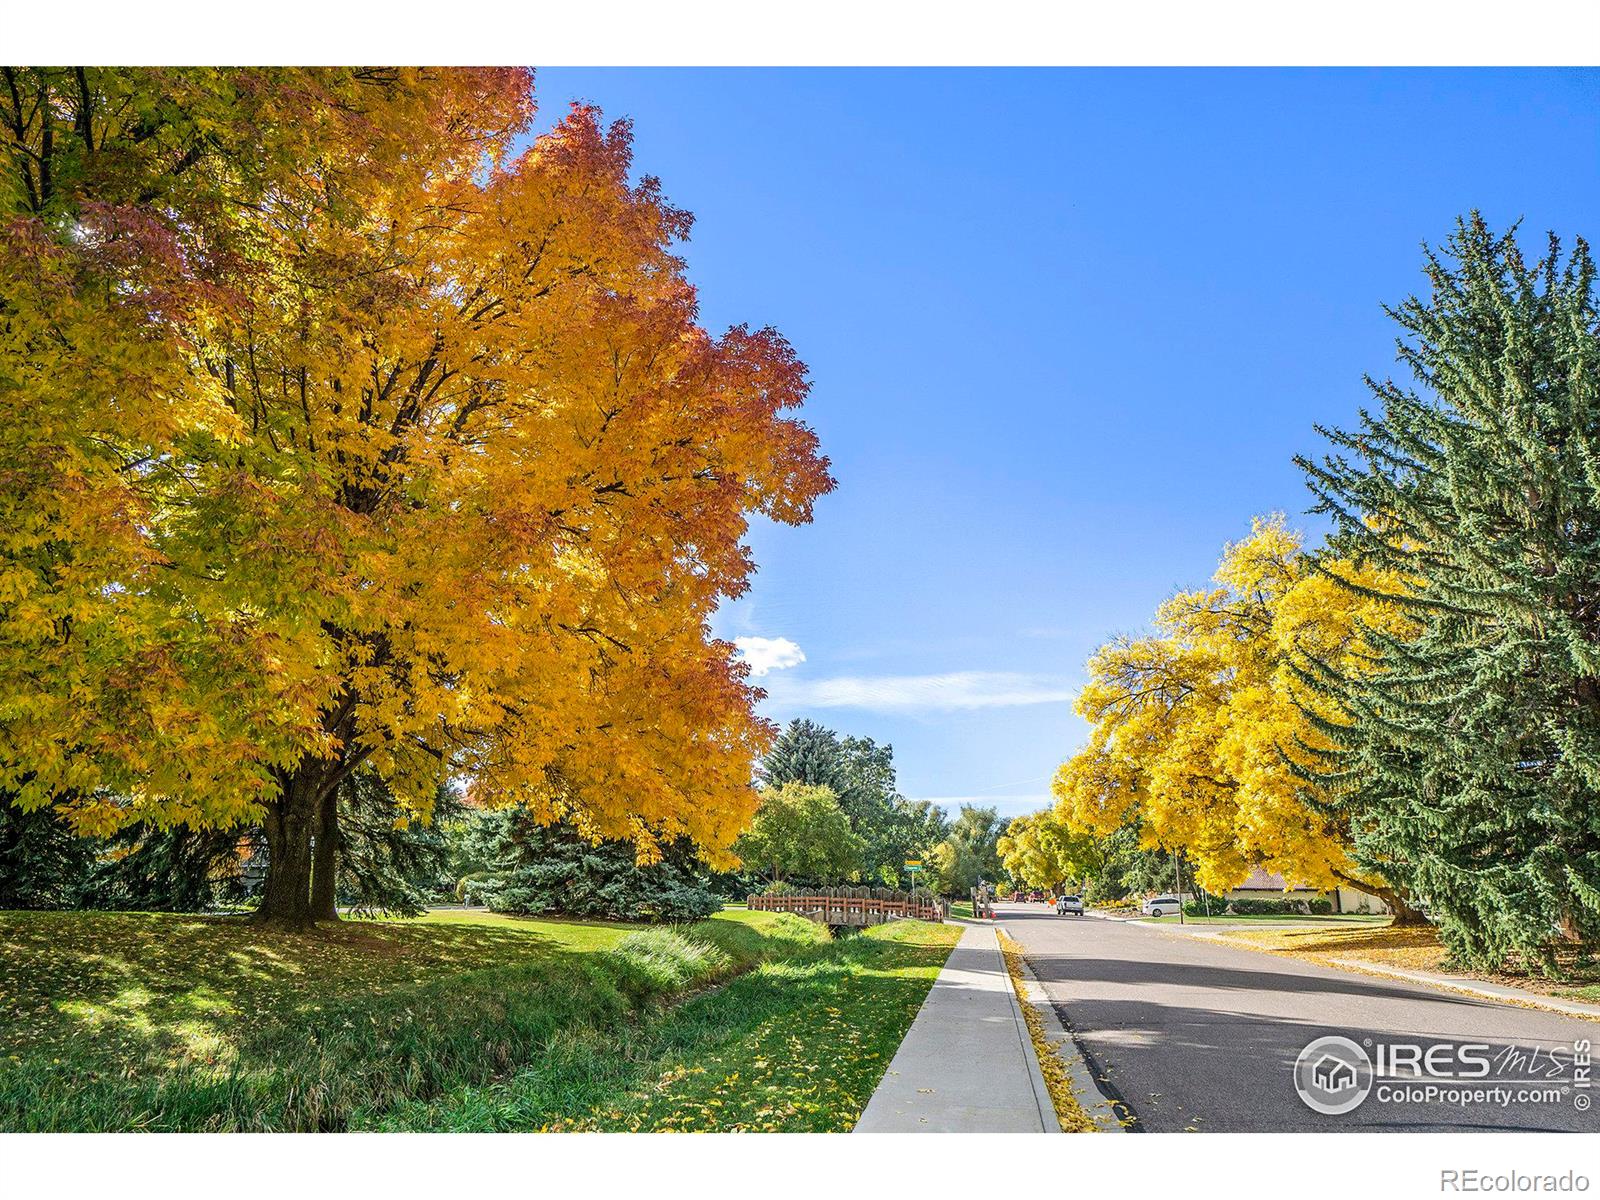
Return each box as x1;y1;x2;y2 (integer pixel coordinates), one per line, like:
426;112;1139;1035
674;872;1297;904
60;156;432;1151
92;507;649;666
853;923;1056;1132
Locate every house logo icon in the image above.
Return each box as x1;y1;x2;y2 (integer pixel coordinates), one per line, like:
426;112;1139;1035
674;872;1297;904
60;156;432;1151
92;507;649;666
1311;1052;1357;1093
1294;1035;1373;1115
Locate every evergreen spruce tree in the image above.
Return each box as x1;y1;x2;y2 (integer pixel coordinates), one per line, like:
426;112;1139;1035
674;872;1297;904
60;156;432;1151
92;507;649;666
1;794;251;911
83;824;254;911
478;810;721;922
0;797;98;908
332;775;462;917
759;719;856;798
1297;215;1600;971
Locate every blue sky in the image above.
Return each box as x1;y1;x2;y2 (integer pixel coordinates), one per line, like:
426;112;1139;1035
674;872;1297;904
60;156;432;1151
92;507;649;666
528;68;1600;821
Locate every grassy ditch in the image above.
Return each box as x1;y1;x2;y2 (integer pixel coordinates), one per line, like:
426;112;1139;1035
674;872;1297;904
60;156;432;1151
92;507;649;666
0;907;826;1131
372;917;963;1132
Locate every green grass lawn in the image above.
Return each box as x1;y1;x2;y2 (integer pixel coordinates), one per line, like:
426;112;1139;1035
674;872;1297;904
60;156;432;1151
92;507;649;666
0;906;957;1132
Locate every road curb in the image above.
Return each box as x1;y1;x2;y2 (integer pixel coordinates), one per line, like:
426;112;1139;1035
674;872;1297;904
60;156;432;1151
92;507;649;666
1325;957;1600;1021
1012;952;1128;1132
994;927;1061;1133
1112;914;1600;1023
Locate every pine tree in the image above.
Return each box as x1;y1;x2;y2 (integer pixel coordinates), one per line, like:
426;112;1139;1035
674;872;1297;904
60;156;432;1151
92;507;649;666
332;776;463;917
478;811;721;923
759;720;856;797
0;798;97;908
1297;215;1600;972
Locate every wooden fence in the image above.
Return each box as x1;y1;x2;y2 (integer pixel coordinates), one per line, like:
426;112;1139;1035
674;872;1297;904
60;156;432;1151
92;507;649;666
747;887;948;926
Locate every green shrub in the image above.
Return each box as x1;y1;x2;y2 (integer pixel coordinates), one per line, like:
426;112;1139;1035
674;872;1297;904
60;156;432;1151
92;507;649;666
1221;896;1334;915
1228;898;1296;915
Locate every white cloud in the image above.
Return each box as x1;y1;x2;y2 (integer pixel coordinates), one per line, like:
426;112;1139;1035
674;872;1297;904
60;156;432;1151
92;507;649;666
763;670;1075;713
733;635;806;677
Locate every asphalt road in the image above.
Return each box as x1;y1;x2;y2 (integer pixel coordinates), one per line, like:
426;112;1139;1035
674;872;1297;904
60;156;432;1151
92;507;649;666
996;903;1598;1132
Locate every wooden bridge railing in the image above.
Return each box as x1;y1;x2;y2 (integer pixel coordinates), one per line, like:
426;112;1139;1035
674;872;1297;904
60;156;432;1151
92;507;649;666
748;888;949;925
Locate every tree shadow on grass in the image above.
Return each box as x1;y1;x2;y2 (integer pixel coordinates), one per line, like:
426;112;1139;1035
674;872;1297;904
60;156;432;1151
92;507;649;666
0;909;654;1131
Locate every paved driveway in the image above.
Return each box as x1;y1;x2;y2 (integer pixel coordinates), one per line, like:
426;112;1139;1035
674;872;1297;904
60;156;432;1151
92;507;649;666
997;903;1597;1132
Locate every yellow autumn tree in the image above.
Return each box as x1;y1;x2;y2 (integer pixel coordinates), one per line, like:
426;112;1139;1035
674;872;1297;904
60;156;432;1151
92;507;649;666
1;69;438;841
0;69;833;925
1052;515;1416;914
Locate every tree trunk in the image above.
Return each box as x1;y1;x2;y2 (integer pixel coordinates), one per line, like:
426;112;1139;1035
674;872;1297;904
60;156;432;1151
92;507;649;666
309;785;340;922
254;766;345;927
1556;907;1585;943
250;667;367;929
1387;895;1430;926
1332;869;1428;926
254;781;317;927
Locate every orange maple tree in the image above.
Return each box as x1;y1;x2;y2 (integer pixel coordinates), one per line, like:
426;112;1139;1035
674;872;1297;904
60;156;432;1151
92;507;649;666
0;68;832;924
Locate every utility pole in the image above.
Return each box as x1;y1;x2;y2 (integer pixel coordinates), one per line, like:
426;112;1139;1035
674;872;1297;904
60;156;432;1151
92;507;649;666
1172;847;1185;925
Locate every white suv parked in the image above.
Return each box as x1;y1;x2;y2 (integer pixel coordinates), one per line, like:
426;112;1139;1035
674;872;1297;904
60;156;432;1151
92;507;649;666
1142;894;1180;918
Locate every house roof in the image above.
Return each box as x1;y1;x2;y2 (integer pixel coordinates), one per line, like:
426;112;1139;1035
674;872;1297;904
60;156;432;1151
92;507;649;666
1233;867;1316;892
